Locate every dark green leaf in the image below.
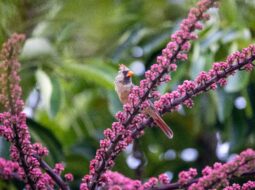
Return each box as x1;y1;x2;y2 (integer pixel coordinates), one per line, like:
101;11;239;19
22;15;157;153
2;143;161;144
106;90;122;116
50;76;62;117
212;90;234;123
229;109;247;152
27;118;64;163
225;71;250;93
62;59;115;89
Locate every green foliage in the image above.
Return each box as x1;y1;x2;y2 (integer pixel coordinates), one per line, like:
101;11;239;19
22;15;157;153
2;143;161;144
0;0;255;189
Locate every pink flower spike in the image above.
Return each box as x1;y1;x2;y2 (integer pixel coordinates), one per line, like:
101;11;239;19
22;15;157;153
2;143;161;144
0;34;50;189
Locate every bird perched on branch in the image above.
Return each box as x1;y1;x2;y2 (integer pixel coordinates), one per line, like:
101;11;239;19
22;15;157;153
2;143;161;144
114;64;173;139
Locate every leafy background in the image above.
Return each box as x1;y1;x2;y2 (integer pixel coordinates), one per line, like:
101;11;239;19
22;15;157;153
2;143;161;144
0;0;255;189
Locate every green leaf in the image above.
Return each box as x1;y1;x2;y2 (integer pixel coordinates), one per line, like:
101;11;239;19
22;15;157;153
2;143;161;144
243;89;253;118
224;71;250;93
111;25;143;62
70;140;96;160
141;28;172;58
50;76;62;117
212;89;234;123
21;37;55;59
221;28;251;44
62;59;115;89
65;154;89;177
27;118;64;163
220;0;238;25
190;43;205;79
229;109;246;152
0;137;10;159
200;30;223;50
106;90;122;116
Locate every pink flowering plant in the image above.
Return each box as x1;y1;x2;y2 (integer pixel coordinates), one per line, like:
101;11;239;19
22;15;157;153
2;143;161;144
0;0;255;189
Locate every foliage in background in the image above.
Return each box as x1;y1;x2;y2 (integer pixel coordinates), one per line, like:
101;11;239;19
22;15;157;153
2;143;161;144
0;0;255;189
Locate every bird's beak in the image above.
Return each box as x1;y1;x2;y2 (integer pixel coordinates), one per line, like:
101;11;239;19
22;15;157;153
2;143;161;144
127;70;134;77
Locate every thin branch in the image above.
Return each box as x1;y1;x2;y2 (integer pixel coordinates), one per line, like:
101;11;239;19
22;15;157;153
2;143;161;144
132;55;255;138
12;123;37;190
152;161;255;190
8;62;36;189
88;1;217;188
1;34;38;190
34;155;70;190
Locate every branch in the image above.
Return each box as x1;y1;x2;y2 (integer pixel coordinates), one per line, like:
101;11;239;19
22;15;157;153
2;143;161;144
132;51;255;139
90;150;255;190
85;1;218;189
0;34;63;190
152;159;255;190
152;171;255;190
35;155;70;190
0;34;37;190
12;124;37;190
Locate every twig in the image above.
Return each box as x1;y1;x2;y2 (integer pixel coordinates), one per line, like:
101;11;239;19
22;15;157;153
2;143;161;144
34;155;70;190
88;1;217;188
132;55;255;138
152;159;255;190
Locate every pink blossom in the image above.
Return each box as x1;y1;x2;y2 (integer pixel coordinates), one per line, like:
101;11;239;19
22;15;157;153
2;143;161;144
142;177;158;189
158;173;171;184
223;181;255;190
80;149;255;190
241;181;255;190
102;171;142;190
80;183;89;190
54;163;65;175
65;173;74;182
154;44;255;113
0;158;23;180
224;184;241;190
32;143;49;157
178;168;198;185
0;34;48;189
188;149;255;190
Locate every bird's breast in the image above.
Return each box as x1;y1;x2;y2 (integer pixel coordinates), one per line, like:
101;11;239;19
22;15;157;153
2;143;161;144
115;82;132;104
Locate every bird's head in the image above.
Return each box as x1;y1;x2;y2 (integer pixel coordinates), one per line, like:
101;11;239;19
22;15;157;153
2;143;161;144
115;64;134;85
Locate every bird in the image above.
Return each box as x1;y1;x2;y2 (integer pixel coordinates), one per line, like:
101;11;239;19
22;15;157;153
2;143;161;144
114;64;173;139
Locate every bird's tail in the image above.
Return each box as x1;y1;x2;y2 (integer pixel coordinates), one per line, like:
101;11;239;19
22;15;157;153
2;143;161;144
144;106;174;139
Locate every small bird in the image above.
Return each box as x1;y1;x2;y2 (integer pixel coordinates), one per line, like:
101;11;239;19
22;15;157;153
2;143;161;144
114;64;173;139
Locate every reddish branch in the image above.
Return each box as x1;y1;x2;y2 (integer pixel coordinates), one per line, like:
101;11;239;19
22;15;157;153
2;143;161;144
35;155;70;190
132;54;255;138
152;171;255;190
86;1;218;189
0;34;71;190
152;158;255;190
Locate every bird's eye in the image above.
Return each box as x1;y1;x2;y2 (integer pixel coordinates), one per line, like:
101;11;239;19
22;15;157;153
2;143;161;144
122;70;128;75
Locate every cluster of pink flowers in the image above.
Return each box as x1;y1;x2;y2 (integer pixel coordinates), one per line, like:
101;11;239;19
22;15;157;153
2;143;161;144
142;174;172;190
0;0;255;190
0;158;23;180
0;33;47;189
101;171;142;190
97;171;170;190
88;149;255;190
178;168;198;185
188;149;255;190
0;34;73;190
130;0;218;109
81;1;218;189
224;181;255;190
154;44;255;114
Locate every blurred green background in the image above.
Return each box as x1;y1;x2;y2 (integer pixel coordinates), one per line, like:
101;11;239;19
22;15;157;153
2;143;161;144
0;0;255;189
